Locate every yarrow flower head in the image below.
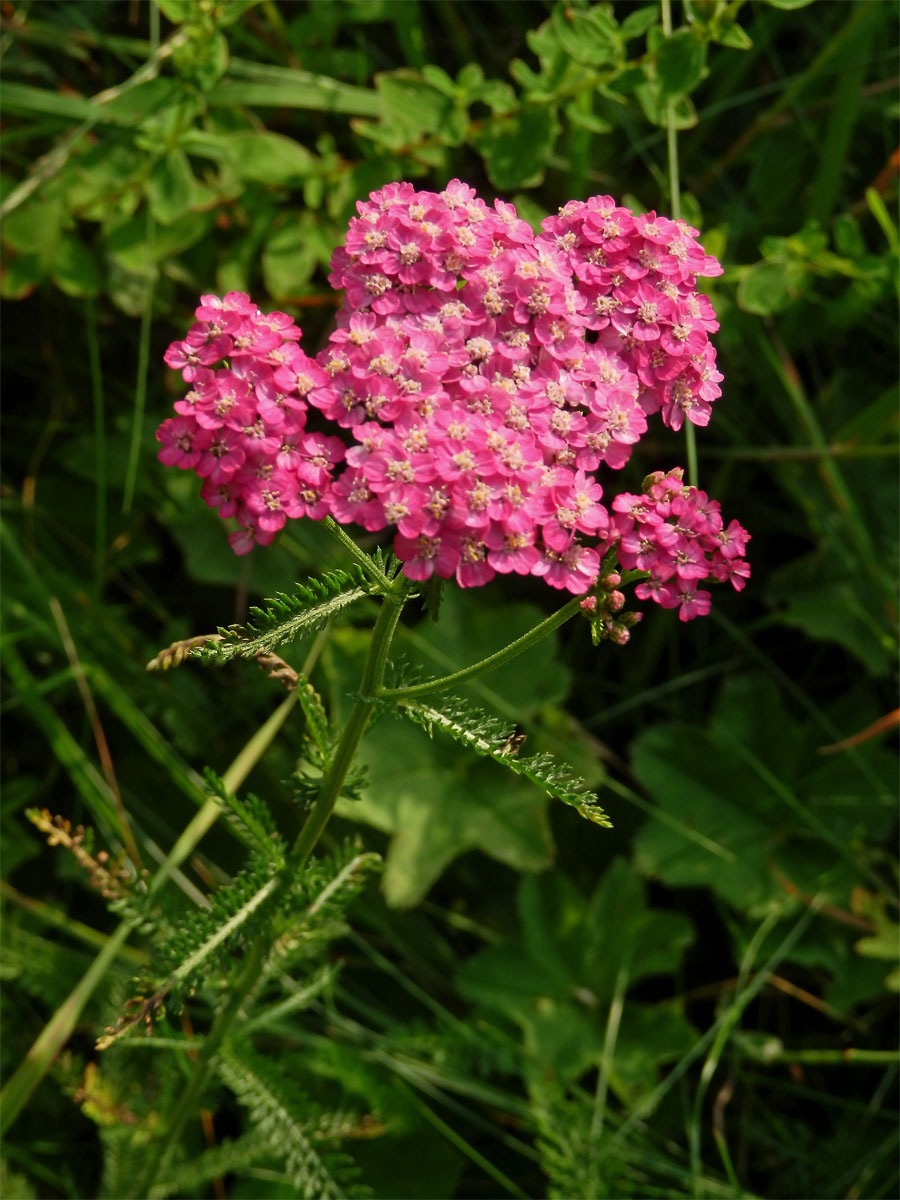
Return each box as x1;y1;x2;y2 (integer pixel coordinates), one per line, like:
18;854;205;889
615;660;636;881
158;181;749;621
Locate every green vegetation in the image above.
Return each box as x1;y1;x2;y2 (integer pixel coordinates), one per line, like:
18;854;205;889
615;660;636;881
2;2;897;1197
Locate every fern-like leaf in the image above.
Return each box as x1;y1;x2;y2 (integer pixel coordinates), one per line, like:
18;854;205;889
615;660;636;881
295;672;332;756
202;769;286;865
202;568;368;664
97;860;283;1050
395;696;612;827
218;1049;369;1199
149;1132;271;1199
271;847;381;974
157;862;282;992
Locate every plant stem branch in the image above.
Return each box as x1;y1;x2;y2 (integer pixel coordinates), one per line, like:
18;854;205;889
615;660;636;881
135;579;410;1196
289;580;408;867
379;596;582;702
321;516;392;589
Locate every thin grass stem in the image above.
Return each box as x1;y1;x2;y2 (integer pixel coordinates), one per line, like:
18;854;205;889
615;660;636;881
85;299;106;597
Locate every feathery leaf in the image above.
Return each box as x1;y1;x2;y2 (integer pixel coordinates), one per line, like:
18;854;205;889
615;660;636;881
202;769;287;865
202;568;369;664
395;696;612;827
218;1049;369;1199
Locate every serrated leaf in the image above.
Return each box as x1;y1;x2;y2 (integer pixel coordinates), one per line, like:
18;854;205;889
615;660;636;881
218;1051;367;1199
338;716;553;907
207;570;367;664
397;695;610;827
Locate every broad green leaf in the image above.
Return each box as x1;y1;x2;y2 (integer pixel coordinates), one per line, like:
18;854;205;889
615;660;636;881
1;194;65;260
611;1003;697;1104
564;99;613;134
737;260;793;314
833;212;867;259
61;144;142;220
620;5;659;40
262;212;321;300
763;0;816;7
420;64;456;96
214;0;263;26
549;2;622;66
229;132;317;185
651;27;708;103
766;922;890;1013
100;77;186;126
106;209;212;273
631;723;775;911
458;861;694;1087
709;674;807;783
473;78;517;115
375;69;457;137
634;81;698;129
471;104;559;193
147;149;194;225
1;254;46;300
769;556;895;676
155;0;195;20
337;715;553;908
173;29;230;92
50;236;102;298
716;20;753;49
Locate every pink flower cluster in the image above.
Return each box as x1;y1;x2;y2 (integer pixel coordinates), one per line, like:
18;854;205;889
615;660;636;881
612;469;751;622
157;180;749;617
158;292;342;555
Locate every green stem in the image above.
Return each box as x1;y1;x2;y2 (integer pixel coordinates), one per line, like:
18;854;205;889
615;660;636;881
85;299;106;600
320;516;392;589
135;580;410;1197
739;1046;900;1066
379;595;582;702
0;688;299;1139
0;879;147;965
289;580;408;866
122;205;155;516
661;0;699;487
0;920;136;1138
130;936;268;1199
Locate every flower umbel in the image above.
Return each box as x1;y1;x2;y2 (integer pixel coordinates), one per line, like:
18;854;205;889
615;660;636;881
158;181;749;618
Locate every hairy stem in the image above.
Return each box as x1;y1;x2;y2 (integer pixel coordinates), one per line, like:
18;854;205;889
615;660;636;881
289;582;408;866
379;594;583;702
134;578;409;1196
321;516;392;589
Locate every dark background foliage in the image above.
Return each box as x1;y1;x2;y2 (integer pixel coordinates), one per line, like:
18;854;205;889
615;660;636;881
1;2;897;1197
